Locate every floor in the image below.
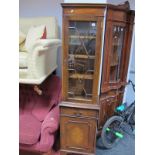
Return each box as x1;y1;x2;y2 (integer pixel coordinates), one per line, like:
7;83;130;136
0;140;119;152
96;129;135;155
20;126;135;155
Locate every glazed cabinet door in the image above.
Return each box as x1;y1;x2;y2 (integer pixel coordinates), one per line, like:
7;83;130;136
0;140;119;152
62;16;103;103
101;9;134;94
108;23;126;84
101;21;127;93
60;116;97;153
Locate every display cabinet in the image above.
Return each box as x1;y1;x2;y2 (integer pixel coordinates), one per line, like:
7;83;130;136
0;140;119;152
60;2;134;155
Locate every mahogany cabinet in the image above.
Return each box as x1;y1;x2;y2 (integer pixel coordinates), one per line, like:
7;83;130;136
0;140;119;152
60;2;134;155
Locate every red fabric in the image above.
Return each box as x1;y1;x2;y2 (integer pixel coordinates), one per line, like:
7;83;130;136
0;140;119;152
32;75;61;122
19;75;61;153
41;105;59;134
19;115;41;145
41;27;47;39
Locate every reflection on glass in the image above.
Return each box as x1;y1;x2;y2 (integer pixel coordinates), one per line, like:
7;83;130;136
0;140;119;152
67;21;97;100
110;26;125;82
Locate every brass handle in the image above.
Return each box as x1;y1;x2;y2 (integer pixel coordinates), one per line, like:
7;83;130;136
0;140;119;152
74;112;82;117
106;99;110;102
70;9;74;13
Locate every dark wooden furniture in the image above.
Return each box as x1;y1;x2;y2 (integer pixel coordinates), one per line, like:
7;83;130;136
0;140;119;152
60;2;134;155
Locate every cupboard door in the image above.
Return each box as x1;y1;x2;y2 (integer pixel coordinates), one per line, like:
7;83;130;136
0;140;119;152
101;21;128;93
60;116;97;153
98;96;117;128
109;24;125;83
62;16;103;103
116;91;124;107
98;99;108;129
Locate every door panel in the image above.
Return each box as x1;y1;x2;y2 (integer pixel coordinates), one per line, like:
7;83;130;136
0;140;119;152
62;16;103;103
60;116;97;153
98;96;117;128
68;20;96;100
101;21;127;93
109;25;125;83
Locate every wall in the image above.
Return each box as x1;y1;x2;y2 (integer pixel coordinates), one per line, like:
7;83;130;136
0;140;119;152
107;0;135;10
123;28;135;105
64;0;135;10
19;0;64;76
65;0;107;3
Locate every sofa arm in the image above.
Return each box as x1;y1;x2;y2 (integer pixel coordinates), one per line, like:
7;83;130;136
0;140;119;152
29;39;61;52
26;39;61;81
41;105;59;135
39;105;59;151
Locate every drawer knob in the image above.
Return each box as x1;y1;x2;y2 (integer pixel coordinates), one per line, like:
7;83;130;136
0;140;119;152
70;9;74;13
74;112;82;117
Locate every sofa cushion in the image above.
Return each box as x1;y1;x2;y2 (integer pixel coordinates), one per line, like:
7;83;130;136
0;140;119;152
25;25;46;50
19;52;28;68
19;114;41;145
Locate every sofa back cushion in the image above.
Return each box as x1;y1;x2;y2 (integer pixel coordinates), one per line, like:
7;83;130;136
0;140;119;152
19;17;58;39
25;25;47;50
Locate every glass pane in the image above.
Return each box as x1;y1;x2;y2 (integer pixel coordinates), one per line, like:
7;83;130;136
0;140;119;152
67;21;97;100
109;26;125;82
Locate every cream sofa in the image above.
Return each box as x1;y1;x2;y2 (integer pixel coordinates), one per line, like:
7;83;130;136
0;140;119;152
19;17;61;84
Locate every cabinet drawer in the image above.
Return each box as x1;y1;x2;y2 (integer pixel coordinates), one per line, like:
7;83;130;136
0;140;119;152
61;107;98;118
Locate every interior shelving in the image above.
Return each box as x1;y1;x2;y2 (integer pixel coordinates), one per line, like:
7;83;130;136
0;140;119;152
69;73;93;79
68;54;95;59
70;35;96;39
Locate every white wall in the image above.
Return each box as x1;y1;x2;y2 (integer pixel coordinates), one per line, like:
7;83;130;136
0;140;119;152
123;28;135;105
19;0;63;26
64;0;135;10
65;0;107;3
19;0;64;77
107;0;135;10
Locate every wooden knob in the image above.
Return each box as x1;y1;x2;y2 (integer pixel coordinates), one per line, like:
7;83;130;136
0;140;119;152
70;9;74;13
34;85;42;95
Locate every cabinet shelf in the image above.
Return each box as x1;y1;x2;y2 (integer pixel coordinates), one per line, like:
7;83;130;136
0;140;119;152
112;43;122;46
69;42;81;45
70;35;96;39
68;96;92;102
110;62;119;67
69;54;95;59
69;73;93;79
